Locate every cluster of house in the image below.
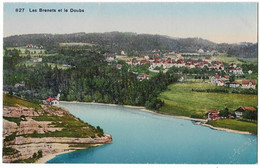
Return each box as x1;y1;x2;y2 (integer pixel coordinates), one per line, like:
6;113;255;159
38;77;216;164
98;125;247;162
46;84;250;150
26;44;44;49
211;74;256;89
119;50;227;73
207;106;256;120
106;48;217;68
124;55;215;70
115;63;149;81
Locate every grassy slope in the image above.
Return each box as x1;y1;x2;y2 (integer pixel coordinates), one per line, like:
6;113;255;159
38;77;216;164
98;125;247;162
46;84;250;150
158;82;257;117
207;119;257;134
3;94;103;138
214;53;244;64
3;94;41;111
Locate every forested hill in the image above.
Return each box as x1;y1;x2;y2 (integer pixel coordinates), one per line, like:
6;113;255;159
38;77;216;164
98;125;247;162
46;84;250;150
4;32;257;58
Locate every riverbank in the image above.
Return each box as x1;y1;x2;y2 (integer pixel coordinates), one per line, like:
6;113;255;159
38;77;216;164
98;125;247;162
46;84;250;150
60;101;253;135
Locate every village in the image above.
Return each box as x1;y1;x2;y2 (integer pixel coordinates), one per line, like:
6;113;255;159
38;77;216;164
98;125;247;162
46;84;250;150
105;49;257;122
106;49;256;88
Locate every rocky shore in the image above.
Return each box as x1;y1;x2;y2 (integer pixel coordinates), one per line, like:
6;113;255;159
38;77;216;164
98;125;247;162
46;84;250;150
3;98;112;163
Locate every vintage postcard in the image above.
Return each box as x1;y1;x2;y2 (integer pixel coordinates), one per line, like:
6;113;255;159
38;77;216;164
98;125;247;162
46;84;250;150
2;1;258;166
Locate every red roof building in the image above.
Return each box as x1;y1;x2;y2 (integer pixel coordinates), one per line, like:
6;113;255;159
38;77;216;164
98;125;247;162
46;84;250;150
207;110;220;120
46;97;55;102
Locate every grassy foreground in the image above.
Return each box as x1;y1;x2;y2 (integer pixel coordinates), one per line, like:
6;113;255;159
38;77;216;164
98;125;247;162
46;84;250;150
158;82;257;118
207;119;257;134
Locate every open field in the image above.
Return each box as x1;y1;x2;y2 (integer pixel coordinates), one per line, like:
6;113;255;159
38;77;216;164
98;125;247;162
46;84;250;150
207;119;257;134
214;53;244;64
158;82;257;118
5;47;58;57
17;61;70;70
239;57;258;64
6;47;45;54
59;42;94;47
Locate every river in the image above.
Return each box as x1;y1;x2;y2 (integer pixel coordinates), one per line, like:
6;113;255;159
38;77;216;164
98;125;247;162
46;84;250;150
47;102;257;164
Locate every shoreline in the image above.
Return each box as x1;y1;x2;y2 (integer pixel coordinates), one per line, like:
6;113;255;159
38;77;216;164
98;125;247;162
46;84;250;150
60;101;253;135
36;150;76;163
200;123;252;135
36;144;103;163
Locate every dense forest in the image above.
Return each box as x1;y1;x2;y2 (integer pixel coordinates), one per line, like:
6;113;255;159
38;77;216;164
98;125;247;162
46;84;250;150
4;32;258;58
3;48;178;110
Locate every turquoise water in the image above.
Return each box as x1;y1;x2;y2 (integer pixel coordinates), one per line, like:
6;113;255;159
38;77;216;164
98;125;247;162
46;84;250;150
47;102;257;164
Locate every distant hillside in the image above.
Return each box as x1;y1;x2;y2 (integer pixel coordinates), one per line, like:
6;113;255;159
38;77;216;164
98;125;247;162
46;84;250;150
3;32;257;58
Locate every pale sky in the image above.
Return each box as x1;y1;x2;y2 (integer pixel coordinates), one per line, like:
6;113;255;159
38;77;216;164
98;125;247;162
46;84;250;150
3;2;258;44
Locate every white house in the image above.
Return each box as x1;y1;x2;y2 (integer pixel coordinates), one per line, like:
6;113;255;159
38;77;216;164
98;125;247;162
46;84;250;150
197;49;204;53
106;55;115;62
217;80;226;86
229;67;243;75
211;74;221;84
178;76;184;82
230;81;240;88
14;81;25;88
121;50;125;55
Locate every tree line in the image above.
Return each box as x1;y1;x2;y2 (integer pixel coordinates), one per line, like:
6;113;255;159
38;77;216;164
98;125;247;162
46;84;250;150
4;48;179;110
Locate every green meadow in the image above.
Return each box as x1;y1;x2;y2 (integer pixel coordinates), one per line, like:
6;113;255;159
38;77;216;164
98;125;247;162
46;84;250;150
207;119;257;134
158;82;257;118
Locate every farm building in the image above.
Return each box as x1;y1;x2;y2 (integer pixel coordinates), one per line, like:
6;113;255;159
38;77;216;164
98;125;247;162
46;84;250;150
234;106;256;118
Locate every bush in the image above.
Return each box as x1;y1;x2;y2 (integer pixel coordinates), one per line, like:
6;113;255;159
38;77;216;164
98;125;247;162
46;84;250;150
4;132;17;142
3;147;19;155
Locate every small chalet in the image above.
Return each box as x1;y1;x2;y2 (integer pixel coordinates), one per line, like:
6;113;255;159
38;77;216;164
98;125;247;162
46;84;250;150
197;49;204;53
241;80;256;89
178;76;184;82
203;57;212;63
140;60;150;65
207;110;220;120
217;80;226;86
45;97;59;106
14;81;25;88
211;74;220;84
137;74;149;81
229;81;240;88
126;59;132;65
132;60;139;66
220;75;229;81
120;50;125;55
153;53;159;57
106;55;115;62
168;50;175;55
229;66;243;75
116;64;122;70
234;106;256;118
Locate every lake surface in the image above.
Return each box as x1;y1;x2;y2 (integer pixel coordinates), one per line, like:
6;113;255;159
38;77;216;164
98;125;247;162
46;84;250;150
47;102;257;164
